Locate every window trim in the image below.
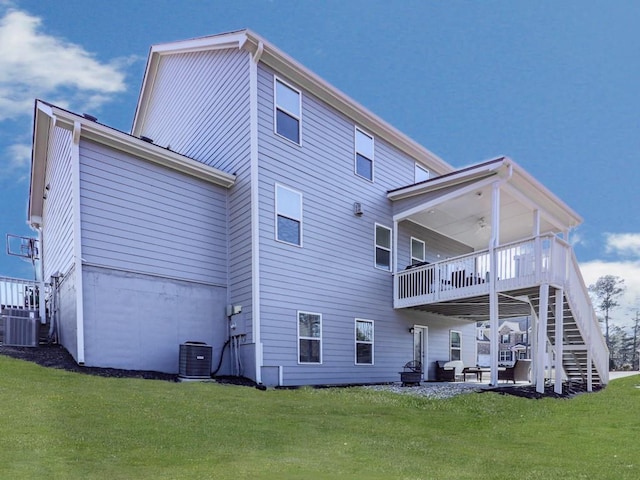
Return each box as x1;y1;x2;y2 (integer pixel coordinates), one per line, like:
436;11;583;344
410;237;425;265
297;311;322;365
354;127;374;182
355;318;374;365
275;183;303;247
414;163;430;183
274;77;302;145
450;330;462;361
374;223;392;271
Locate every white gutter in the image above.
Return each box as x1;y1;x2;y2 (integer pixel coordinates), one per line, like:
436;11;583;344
71;121;85;364
250;46;263;385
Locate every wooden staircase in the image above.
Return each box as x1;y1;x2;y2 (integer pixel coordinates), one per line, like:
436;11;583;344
526;287;603;387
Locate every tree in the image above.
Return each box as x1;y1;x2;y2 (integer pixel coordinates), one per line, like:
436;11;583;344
589;275;625;368
631;310;640;370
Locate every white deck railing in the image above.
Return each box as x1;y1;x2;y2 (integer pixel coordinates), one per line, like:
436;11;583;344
394;234;609;384
395;235;560;307
0;276;40;311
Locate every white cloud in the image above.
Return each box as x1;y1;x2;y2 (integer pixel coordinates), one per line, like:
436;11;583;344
605;233;640;258
1;142;31;181
0;8;129;122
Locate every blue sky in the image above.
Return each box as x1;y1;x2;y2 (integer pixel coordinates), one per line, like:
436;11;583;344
1;0;639;323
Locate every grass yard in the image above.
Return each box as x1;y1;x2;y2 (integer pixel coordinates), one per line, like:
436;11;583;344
0;356;638;479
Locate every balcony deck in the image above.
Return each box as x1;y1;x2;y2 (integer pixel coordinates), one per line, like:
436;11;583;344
394;235;566;314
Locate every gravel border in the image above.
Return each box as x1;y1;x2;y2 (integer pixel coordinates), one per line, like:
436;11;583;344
364;382;490;399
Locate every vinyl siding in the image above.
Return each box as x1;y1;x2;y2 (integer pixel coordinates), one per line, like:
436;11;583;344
79;139;228;285
397;221;473;269
137;47;253;341
256;64;470;385
42;126;74;281
139;48;250;171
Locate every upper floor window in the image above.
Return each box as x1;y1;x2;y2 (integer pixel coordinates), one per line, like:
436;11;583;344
411;237;425;265
298;311;322;364
501;334;510;344
275;78;301;144
374;224;392;271
355;319;374;365
275;184;302;246
415;164;430;183
355;128;374;181
450;330;461;361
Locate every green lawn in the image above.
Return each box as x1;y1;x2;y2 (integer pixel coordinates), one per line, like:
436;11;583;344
0;356;638;479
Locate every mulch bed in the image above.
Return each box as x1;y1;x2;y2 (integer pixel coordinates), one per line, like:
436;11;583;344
482;381;602;399
0;344;258;386
0;344;178;381
1;344;599;398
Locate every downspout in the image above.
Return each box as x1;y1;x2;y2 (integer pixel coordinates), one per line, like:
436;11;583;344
489;162;512;386
250;41;264;384
71;121;85;364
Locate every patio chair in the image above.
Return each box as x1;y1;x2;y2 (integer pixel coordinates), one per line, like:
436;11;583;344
436;360;464;381
444;360;465;381
498;359;531;383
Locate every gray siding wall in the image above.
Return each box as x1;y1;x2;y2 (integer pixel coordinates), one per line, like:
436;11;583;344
256;64;474;385
138;48;254;344
397;221;473;270
82;266;227;373
79;139;228;286
42;126;74;282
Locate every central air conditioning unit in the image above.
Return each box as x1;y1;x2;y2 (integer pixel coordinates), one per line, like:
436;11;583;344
179;341;212;380
1;309;38;347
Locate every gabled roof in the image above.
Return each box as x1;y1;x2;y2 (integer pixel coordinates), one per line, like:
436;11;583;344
388;156;583;235
29;100;236;227
131;29;452;176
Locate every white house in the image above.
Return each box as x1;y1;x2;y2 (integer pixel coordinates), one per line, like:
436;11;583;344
16;30;608;391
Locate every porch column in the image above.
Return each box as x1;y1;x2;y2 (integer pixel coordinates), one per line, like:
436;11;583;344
536;283;549;394
392;220;399;308
554;287;564;394
489;181;501;386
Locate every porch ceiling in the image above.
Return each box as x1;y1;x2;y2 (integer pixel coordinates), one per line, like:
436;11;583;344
410;287;540;322
406;185;558;250
389;157;582;251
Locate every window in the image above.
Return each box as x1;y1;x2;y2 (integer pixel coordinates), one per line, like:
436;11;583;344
275;78;301;144
450;330;461;361
275;184;302;246
374;224;392;271
411;237;425;265
501;334;510;344
415;164;430;183
355;128;374;181
499;350;513;363
298;311;321;364
355;319;374;365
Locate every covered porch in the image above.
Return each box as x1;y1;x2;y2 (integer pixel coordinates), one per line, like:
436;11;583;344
388;157;608;393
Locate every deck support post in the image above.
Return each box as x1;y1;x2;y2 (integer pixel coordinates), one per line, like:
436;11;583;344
489;181;501;386
554;287;564;394
536;283;549;393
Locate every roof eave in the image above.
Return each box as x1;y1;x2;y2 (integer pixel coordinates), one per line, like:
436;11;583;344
32;102;235;218
29;101;54;227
